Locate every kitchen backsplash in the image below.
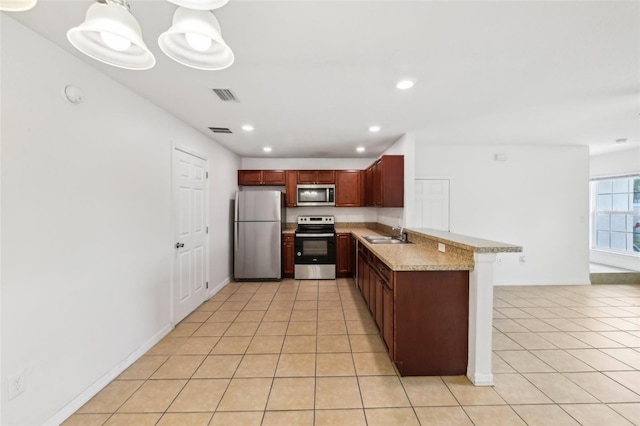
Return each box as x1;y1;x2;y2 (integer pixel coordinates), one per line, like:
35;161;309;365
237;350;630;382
286;206;376;223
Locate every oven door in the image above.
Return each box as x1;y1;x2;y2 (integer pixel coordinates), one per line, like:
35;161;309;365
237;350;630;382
294;233;336;264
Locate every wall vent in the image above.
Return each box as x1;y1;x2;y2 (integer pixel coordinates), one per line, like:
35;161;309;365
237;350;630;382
209;127;233;134
211;89;238;102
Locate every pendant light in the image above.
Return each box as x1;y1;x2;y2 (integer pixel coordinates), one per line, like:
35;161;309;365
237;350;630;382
67;0;155;70
0;0;37;11
158;7;234;70
166;0;229;11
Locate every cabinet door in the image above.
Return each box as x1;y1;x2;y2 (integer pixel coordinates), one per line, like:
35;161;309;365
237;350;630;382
297;170;335;184
282;234;295;278
263;170;286;185
336;233;351;277
380;155;404;207
238;170;263;185
365;166;373;206
285;170;297;207
372;160;383;206
335;170;362;207
382;283;394;354
316;170;335;184
357;248;366;292
362;257;371;307
297;170;316;184
367;259;376;315
350;236;357;278
375;275;383;330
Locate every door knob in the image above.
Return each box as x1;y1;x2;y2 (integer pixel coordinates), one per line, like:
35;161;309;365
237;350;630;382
175;242;184;248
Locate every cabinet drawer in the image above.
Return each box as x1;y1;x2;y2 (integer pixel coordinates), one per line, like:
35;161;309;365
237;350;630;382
283;234;295;242
374;258;392;287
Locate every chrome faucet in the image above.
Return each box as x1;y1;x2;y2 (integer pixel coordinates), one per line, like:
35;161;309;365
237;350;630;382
392;226;406;241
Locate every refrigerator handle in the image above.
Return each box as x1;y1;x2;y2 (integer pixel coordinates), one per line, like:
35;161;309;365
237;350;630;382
235;193;240;223
234;223;239;253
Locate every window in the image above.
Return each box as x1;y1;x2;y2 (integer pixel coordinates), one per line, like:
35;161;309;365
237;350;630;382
591;176;640;254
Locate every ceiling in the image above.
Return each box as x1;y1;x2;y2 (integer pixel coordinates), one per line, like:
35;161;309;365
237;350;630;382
7;0;640;158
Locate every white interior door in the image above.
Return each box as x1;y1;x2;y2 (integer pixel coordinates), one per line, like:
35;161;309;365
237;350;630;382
173;148;208;324
415;179;450;231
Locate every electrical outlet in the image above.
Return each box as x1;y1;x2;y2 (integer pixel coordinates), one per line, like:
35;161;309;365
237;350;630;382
496;257;502;264
8;370;26;400
438;243;446;252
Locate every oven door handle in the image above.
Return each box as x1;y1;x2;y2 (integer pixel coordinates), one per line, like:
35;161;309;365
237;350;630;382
295;233;335;237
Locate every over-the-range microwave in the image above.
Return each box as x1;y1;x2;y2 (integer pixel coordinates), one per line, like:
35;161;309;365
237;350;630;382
296;184;335;206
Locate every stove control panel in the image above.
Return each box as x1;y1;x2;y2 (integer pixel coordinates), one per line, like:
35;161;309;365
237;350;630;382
297;215;335;225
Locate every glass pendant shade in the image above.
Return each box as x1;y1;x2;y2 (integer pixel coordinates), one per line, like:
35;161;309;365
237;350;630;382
0;0;37;11
67;2;155;70
165;0;229;11
158;7;234;70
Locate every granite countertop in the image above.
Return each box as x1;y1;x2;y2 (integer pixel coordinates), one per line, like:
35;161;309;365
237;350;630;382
407;228;522;254
346;228;475;272
282;225;520;272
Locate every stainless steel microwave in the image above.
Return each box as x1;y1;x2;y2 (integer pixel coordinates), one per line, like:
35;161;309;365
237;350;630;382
296;184;335;206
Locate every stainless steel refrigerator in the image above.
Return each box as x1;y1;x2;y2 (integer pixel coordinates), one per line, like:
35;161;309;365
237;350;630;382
234;191;285;280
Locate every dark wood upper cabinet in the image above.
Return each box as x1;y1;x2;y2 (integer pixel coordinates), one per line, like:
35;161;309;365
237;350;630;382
285;170;297;207
263;170;286;185
238;170;263;186
239;161;402;207
367;155;404;207
297;170;335;184
335;170;364;207
365;166;373;206
238;170;285;186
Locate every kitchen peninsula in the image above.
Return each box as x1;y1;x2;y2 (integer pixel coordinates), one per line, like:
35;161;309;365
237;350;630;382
292;224;522;386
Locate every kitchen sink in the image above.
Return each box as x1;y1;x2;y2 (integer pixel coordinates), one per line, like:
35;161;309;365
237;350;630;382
363;235;393;242
363;235;412;244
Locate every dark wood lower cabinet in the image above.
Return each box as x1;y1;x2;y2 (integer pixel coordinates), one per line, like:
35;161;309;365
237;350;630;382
374;275;383;329
336;233;354;277
282;234;295;278
356;240;469;377
382;283;394;352
393;270;469;376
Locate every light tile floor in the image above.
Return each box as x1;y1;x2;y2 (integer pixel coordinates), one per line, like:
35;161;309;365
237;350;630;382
64;280;640;426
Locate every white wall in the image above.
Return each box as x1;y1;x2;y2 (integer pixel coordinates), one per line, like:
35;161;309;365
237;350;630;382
0;17;239;426
590;146;640;178
414;144;591;285
589;146;640;270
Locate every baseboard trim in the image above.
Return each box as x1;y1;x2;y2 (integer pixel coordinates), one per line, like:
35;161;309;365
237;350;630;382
466;371;494;386
494;279;591;286
45;324;173;426
207;275;231;299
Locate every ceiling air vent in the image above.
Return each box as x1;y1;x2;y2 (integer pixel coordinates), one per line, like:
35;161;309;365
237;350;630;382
208;127;233;134
211;88;238;102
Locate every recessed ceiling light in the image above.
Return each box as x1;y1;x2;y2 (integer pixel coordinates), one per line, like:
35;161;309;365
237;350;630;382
369;126;381;132
356;147;365;153
396;80;415;90
263;147;272;152
242;124;254;131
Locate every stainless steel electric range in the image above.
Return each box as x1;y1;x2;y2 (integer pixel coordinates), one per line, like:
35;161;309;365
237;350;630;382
294;215;336;280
